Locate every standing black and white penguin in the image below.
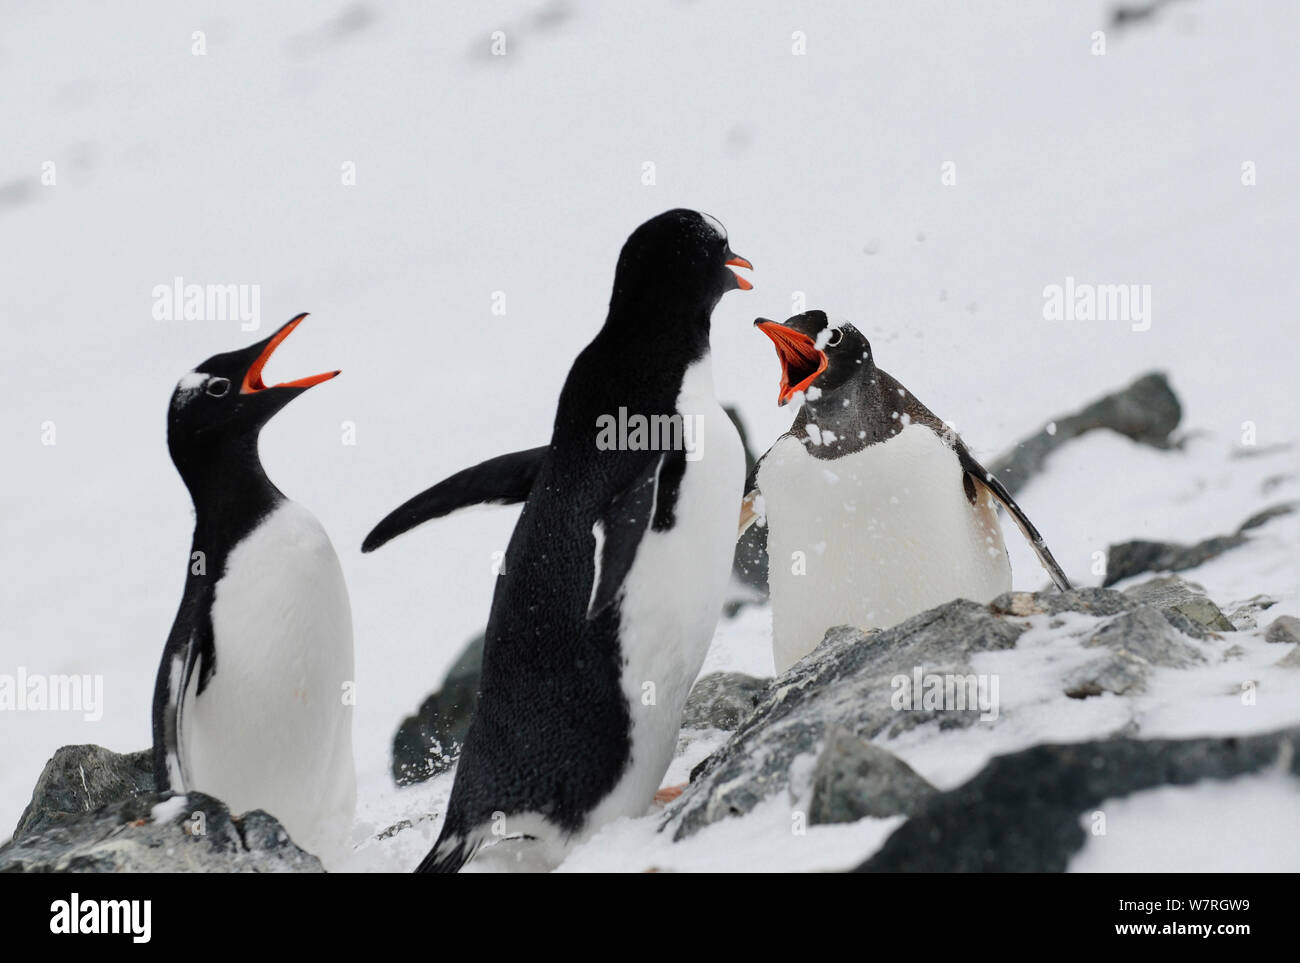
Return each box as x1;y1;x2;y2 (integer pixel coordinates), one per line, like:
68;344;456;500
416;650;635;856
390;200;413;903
152;314;355;863
743;311;1070;673
362;209;753;872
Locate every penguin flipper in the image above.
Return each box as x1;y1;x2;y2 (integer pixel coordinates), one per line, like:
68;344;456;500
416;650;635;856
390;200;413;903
956;445;1072;591
362;446;549;552
587;449;687;619
151;615;209;792
737;456;768;538
738;489;762;538
737;445;775;538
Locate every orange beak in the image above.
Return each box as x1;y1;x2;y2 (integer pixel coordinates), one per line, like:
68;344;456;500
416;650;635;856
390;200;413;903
726;255;754;291
755;320;827;405
240;313;341;394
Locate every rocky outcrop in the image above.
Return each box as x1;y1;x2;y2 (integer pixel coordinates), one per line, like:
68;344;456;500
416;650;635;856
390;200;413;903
1103;502;1295;586
3;745;320;872
1063;605;1207;699
808;727;937;825
667;586;1230;841
680;672;768;731
855;727;1300;872
13;744;155;840
2;791;322;873
1265;615;1300;646
1121;575;1235;633
669;597;1029;840
391;632;484;785
989;372;1182;497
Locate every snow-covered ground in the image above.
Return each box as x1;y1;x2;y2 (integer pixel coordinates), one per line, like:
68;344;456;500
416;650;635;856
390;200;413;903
2;1;1297;871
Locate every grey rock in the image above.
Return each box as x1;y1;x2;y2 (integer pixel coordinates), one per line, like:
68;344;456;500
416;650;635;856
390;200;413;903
808;727;937;825
670;599;1028;840
1122;575;1235;632
1104;535;1248;587
1277;647;1300;669
1237;502;1296;532
1226;594;1279;630
1103;502;1295;587
391;632;484;785
1232;443;1296;460
1122;574;1206;609
1065;606;1205;698
991;586;1135;620
1265;615;1300;646
1063;653;1149;699
1261;473;1294;494
681;672;768;731
0;788;321;873
14;744;155;841
856;726;1300;872
990;372;1181;498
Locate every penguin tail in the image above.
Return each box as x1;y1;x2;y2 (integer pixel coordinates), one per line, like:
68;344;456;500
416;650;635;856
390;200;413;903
414;831;475;874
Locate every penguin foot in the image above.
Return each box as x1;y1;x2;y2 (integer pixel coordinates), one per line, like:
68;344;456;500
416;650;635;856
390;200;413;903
653;783;686;806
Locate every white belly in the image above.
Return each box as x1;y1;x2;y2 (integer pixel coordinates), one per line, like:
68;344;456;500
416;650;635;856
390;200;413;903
182;500;356;865
760;423;1010;673
585;356;744;832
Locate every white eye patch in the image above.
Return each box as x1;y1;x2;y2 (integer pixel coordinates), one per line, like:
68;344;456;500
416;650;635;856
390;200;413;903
815;326;843;350
176;371;208;392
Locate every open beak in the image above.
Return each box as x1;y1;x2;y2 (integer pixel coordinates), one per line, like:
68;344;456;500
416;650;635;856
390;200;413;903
240;313;340;394
755;319;827;406
726;254;754;291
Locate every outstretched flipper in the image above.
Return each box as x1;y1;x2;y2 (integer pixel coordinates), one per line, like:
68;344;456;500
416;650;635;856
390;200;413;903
955;443;1072;591
362;446;548;553
587;448;687;619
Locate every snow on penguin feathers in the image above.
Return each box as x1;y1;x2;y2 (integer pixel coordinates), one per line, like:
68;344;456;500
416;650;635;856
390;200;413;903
745;310;1071;672
362;209;753;871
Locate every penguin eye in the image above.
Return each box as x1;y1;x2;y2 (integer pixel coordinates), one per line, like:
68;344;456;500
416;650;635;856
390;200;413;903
826;328;844;348
206;377;231;398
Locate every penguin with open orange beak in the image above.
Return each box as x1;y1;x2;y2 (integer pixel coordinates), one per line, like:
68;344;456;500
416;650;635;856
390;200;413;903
743;310;1070;673
153;314;356;864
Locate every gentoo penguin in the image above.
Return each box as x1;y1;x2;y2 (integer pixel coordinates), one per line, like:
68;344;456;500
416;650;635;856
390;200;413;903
743;311;1070;673
363;209;752;872
152;314;355;863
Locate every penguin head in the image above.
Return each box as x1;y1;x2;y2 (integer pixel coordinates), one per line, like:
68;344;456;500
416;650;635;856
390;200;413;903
167;313;339;467
610;209;752;315
754;311;872;406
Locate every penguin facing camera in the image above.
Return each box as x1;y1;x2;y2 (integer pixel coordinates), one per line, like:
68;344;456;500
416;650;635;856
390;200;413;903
742;311;1071;673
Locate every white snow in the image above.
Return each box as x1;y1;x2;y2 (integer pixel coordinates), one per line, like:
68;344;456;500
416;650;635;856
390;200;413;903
3;1;1299;872
149;794;189;825
1069;771;1300;873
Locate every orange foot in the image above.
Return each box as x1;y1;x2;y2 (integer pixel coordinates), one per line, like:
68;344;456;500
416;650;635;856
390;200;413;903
653;783;686;806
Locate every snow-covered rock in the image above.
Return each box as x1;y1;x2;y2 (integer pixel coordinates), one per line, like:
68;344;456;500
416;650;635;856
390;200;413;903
856;726;1300;872
3;746;322;872
13;744;154;840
